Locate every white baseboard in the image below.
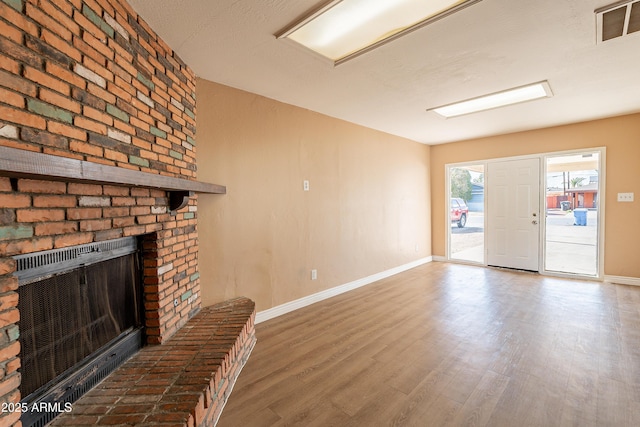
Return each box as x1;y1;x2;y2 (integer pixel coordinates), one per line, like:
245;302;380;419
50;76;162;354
255;257;433;324
604;275;640;287
432;255;447;262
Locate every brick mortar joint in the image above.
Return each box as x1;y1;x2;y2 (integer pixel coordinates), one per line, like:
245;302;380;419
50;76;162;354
197;327;257;425
203;335;257;427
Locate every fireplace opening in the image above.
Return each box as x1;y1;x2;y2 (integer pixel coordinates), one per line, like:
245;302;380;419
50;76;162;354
14;237;144;427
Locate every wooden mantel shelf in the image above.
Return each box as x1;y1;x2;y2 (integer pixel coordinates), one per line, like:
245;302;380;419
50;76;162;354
0;146;225;212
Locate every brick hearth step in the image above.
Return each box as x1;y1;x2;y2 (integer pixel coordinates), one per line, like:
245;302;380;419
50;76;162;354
51;297;256;427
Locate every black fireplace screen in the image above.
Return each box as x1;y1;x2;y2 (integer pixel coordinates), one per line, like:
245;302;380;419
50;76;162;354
15;236;143;421
18;253;141;398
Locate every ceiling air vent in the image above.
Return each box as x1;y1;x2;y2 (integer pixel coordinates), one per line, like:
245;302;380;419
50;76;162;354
596;0;640;42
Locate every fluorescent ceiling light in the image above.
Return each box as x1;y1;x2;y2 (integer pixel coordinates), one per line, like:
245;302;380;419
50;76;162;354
428;81;554;118
277;0;483;64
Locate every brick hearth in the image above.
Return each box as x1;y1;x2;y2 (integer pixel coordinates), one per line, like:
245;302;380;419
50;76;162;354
52;297;256;427
0;0;252;426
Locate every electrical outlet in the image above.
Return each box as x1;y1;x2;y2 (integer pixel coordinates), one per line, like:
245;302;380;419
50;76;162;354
303;180;310;191
311;269;317;280
617;192;634;202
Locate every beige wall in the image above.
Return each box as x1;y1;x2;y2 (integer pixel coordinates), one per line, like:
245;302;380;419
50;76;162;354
196;79;431;311
430;113;640;278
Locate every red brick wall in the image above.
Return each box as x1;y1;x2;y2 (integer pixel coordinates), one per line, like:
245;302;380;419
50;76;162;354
0;0;201;424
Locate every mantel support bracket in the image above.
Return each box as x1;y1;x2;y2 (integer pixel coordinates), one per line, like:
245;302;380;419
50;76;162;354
169;191;194;214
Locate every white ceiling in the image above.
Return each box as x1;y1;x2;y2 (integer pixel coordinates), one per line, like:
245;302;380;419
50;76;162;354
129;0;640;145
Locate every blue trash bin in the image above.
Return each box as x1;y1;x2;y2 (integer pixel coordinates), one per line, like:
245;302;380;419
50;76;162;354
573;208;587;226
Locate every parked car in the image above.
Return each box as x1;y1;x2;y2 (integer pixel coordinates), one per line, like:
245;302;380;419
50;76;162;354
451;198;469;228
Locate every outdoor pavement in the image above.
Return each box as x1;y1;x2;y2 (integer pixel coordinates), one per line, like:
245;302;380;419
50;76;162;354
545;209;598;275
450;209;598;275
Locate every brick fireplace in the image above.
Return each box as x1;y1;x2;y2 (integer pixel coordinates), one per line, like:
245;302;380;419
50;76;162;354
0;0;255;426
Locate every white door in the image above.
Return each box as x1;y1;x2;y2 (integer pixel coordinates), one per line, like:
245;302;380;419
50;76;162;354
487;158;540;271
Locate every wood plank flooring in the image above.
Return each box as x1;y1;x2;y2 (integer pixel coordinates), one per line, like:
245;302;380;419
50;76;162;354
217;263;640;427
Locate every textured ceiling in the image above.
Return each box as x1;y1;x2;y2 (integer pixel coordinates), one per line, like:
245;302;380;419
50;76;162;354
129;0;640;144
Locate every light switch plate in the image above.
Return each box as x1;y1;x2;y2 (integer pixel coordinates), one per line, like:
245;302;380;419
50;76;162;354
617;192;634;202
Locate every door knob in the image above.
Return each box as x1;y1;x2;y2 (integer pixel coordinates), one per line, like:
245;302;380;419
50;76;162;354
532;220;538;225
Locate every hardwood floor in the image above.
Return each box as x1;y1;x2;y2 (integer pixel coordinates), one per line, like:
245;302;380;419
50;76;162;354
217;262;640;426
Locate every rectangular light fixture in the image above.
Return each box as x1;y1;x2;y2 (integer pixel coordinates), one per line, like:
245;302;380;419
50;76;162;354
277;0;483;65
428;81;554;118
